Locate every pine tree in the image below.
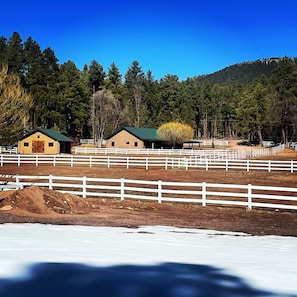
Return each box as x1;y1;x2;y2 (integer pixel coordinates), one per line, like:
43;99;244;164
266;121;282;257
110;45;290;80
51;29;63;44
87;60;105;93
6;32;23;74
124;61;145;127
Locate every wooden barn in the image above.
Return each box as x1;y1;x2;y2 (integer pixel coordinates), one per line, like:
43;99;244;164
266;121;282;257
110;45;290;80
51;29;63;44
18;128;73;154
106;126;164;149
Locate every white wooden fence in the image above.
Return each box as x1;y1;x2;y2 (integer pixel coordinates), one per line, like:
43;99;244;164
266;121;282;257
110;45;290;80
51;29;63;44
0;152;296;172
74;147;243;157
74;144;284;158
6;174;297;211
0;146;17;154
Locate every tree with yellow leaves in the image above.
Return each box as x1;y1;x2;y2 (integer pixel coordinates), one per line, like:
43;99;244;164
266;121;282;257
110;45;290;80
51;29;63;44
157;121;194;147
0;64;33;145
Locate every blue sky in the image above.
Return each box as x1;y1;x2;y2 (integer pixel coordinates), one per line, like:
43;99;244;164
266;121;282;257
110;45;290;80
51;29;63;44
1;0;297;80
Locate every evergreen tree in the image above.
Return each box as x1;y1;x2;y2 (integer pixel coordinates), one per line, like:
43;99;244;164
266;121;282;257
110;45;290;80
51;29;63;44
23;37;45;128
236;82;269;143
124;61;145;127
157;74;182;123
269;57;297;143
58;61;89;137
106;62;122;88
143;70;160;127
87;60;105;93
105;62;125;106
0;37;7;64
6;32;23;74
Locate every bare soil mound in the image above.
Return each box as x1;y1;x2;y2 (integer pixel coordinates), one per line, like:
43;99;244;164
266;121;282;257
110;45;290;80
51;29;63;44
0;186;96;216
0;185;297;236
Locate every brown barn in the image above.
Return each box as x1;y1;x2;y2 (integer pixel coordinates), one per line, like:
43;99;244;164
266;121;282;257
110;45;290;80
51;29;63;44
18;128;72;154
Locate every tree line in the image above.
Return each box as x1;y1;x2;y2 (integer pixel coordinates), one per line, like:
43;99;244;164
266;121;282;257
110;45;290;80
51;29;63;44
1;32;297;146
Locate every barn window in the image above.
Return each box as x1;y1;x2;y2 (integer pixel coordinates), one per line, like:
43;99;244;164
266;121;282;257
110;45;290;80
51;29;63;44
37;135;40;138
24;142;29;147
48;142;54;147
134;142;138;147
111;142;115;147
126;141;129;145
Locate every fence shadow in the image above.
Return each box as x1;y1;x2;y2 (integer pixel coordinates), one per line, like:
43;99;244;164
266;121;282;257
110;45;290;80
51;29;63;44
0;262;294;297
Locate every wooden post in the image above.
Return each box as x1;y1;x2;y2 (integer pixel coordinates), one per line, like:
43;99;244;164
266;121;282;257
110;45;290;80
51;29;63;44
120;178;125;201
202;182;206;206
49;175;53;190
82;176;87;198
158;180;162;203
247;184;252;210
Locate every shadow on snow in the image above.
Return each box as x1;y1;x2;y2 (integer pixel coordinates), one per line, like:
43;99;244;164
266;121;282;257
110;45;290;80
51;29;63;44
0;262;294;297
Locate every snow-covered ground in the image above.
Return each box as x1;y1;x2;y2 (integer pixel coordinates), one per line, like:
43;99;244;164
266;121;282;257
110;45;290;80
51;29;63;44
0;224;296;297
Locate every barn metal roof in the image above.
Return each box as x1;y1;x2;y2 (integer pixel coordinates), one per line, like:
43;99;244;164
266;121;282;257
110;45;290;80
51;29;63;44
20;128;73;142
108;126;162;141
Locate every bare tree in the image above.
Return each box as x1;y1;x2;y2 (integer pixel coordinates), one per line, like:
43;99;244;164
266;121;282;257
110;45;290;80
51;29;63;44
0;64;33;145
133;77;144;128
90;89;128;146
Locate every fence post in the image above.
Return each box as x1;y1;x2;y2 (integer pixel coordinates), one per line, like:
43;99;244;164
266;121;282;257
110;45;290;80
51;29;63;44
18;155;21;167
126;157;129;169
268;160;271;173
35;155;38;167
89;156;92;168
158;180;162;203
71;155;74;167
291;160;294;173
49;175;53;190
0;155;2;167
15;174;19;185
226;159;228;171
202;182;206;206
108;156;110;168
82;176;87;198
120;178;125;201
205;159;208;171
247;160;250;172
247;184;252;210
146;157;149;170
53;155;56;167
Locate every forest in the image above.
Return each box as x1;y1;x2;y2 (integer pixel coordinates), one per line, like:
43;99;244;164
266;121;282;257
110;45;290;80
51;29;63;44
1;32;297;146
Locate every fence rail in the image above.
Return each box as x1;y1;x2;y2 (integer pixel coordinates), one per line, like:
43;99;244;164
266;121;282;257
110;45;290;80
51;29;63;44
0;152;296;172
5;175;297;211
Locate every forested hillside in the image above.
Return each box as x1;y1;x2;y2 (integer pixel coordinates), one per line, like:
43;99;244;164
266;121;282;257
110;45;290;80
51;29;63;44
1;32;297;145
194;58;282;86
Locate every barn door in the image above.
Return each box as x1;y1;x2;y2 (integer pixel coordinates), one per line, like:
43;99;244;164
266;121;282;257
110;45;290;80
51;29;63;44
32;141;45;153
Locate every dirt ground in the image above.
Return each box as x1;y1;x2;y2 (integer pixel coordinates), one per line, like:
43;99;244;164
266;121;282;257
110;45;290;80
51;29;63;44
1;146;297;236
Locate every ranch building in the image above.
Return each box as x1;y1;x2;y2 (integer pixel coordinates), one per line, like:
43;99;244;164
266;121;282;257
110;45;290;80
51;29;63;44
18;128;72;154
106;126;168;149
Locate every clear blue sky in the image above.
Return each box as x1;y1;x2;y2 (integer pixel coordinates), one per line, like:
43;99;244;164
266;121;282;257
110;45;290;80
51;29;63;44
2;0;297;80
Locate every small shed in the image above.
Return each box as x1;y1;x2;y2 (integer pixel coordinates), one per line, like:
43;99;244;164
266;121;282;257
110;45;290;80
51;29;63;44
183;140;202;149
18;128;73;154
106;126;164;149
